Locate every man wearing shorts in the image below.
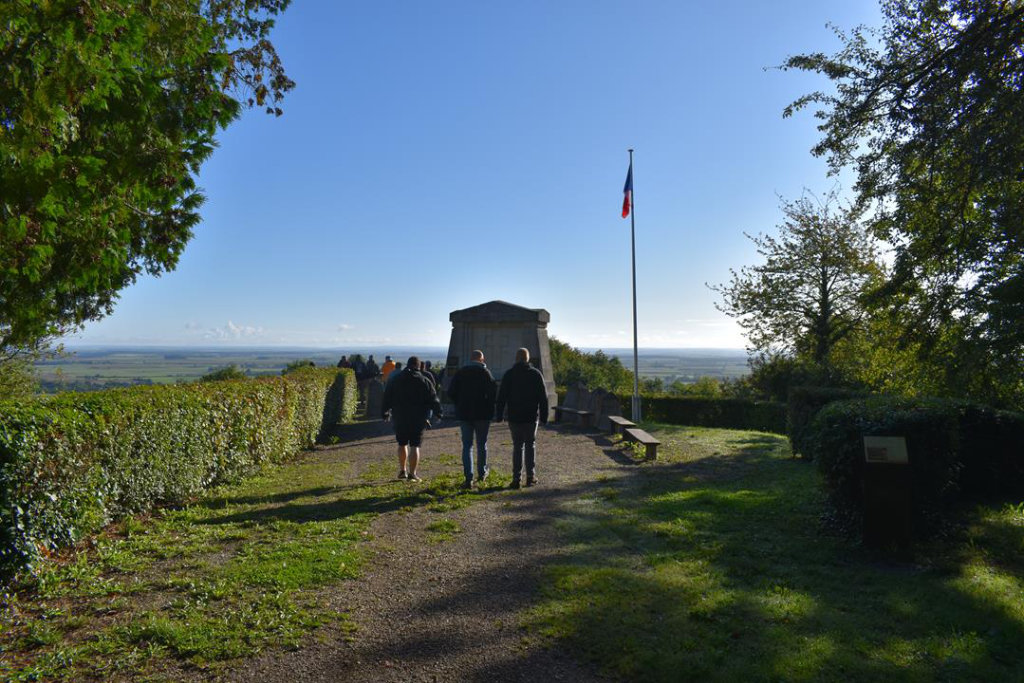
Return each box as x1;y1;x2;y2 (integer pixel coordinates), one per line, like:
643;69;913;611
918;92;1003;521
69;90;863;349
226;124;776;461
382;356;441;482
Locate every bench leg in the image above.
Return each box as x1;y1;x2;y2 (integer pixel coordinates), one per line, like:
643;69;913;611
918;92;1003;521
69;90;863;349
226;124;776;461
645;443;658;460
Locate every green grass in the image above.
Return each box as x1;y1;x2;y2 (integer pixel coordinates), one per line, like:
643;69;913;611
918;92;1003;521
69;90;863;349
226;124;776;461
0;454;477;681
425;518;461;543
526;424;1024;682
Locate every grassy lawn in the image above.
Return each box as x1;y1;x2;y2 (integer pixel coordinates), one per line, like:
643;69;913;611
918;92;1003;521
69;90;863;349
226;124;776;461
526;424;1024;682
0;447;486;681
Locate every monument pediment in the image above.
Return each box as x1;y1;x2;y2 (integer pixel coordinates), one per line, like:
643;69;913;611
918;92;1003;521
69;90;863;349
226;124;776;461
449;300;550;325
444;300;556;419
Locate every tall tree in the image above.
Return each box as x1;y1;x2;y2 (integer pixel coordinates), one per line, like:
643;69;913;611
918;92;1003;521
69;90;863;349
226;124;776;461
0;0;294;357
712;193;881;371
549;337;634;394
781;0;1024;402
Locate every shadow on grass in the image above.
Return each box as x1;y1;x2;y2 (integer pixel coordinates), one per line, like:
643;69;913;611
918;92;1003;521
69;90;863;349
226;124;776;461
198;479;471;528
492;427;1024;681
198;487;345;509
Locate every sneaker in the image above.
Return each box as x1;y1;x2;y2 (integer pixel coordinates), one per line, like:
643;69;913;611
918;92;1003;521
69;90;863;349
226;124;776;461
526;478;537;487
509;480;522;490
461;479;474;490
476;470;489;484
397;470;408;480
408;473;422;482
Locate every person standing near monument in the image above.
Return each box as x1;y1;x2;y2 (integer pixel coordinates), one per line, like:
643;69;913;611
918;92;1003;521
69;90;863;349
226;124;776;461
495;348;549;489
351;355;367;379
366;354;380;379
386;361;403;386
380;355;396;382
447;349;497;489
382;356;441;482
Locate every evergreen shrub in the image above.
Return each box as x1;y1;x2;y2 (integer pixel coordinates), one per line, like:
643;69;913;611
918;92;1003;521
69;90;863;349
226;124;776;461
0;368;356;578
787;386;868;458
804;397;1024;533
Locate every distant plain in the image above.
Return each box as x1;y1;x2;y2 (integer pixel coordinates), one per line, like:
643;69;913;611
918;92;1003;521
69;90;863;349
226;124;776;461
36;347;750;393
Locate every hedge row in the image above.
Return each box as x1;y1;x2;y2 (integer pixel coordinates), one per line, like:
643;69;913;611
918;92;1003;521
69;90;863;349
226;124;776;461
0;368;356;577
624;395;787;434
804;396;1024;533
786;385;867;458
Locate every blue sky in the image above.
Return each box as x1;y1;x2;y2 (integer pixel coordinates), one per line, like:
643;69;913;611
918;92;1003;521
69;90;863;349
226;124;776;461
71;0;881;351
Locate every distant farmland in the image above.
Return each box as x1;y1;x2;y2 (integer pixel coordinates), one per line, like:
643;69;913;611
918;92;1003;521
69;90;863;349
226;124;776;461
36;346;749;393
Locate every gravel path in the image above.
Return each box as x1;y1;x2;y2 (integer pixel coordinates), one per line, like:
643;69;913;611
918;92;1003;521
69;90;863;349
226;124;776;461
226;420;625;682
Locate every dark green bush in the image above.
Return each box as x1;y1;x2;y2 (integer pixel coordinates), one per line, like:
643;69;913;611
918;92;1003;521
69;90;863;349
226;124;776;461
787;385;868;458
200;364;247;382
282;359;316;375
630;396;786;433
804;397;1024;534
0;368;356;578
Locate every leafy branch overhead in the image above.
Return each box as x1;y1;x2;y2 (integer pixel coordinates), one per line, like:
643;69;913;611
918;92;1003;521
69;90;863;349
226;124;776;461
780;0;1024;401
0;0;295;355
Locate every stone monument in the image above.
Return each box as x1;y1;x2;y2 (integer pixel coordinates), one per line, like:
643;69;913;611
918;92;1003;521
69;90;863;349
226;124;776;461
445;301;556;419
365;378;384;420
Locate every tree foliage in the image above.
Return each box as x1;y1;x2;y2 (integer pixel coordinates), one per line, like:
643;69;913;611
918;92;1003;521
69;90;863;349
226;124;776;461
0;0;294;355
199;364;247;382
0;353;36;399
781;0;1024;403
548;337;633;394
282;359;315;375
712;193;881;370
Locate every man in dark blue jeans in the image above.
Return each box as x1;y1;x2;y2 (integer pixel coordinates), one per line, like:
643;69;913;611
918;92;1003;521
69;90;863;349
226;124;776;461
447;349;497;489
495;347;549;488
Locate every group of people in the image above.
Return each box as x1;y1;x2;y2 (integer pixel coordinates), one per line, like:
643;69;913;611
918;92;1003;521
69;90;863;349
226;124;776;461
381;348;549;489
338;353;440;385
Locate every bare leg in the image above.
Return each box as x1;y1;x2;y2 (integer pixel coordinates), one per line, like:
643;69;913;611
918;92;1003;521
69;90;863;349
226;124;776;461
398;444;408;475
408;446;421;479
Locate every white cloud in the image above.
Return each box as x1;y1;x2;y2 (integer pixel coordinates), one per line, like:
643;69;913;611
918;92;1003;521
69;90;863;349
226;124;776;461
204;320;265;341
337;324;354;331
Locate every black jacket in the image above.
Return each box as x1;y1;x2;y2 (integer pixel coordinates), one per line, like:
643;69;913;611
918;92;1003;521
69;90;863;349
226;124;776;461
447;362;497;421
495;362;548;424
382;368;441;425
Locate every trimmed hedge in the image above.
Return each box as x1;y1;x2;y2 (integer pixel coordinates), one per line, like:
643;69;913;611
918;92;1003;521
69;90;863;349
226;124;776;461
804;396;1024;533
0;368;356;577
623;395;787;434
787;385;867;458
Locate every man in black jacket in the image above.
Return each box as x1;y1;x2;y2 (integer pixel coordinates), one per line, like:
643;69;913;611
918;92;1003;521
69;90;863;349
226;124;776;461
447;349;497;488
495;347;549;488
382;356;441;482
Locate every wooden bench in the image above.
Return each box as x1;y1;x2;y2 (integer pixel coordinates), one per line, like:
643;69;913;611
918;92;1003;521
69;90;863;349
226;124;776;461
606;415;636;435
553;405;593;428
624;427;660;460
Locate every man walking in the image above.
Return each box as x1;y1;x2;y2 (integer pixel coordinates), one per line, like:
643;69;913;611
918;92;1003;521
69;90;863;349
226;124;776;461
382;356;441;482
495;348;549;489
447;349;497;488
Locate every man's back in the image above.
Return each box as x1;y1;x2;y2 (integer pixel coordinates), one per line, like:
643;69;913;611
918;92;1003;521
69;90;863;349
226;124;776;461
497;362;548;423
384;369;438;424
448;363;496;421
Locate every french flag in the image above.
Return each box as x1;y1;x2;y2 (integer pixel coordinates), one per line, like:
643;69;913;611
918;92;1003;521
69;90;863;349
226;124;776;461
621;162;633;218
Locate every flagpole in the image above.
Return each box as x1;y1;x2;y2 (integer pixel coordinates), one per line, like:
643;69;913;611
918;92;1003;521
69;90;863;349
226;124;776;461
628;148;641;423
